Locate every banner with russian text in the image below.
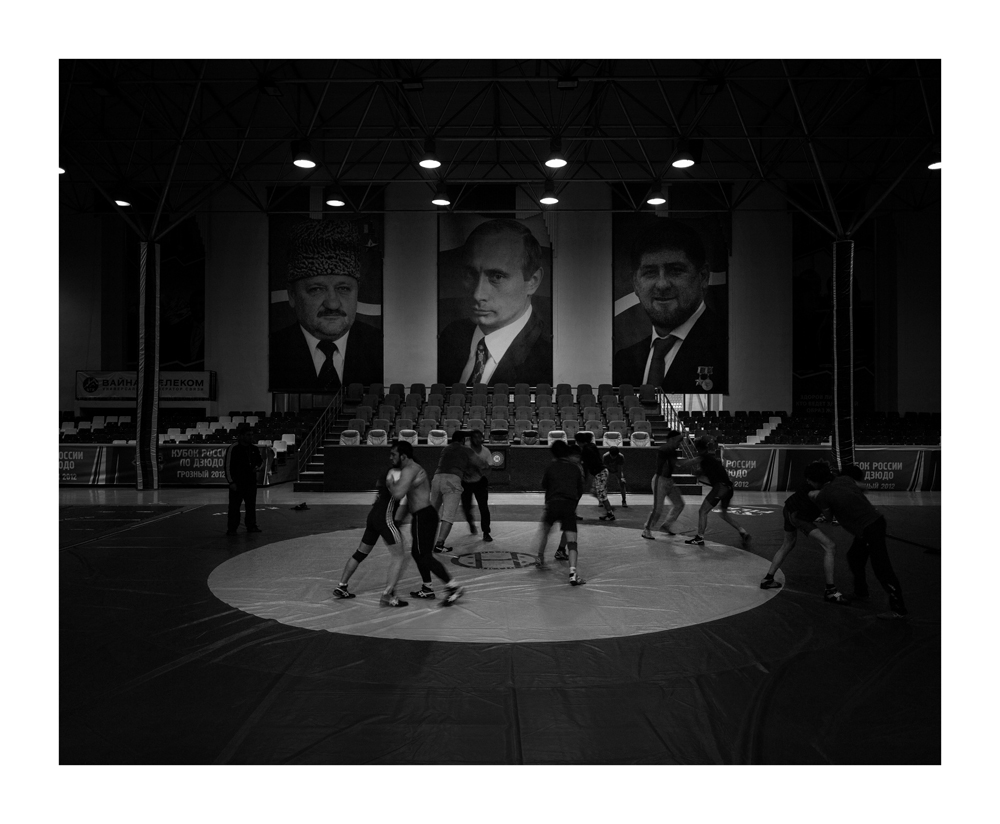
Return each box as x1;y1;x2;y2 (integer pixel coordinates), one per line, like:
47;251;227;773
76;371;216;400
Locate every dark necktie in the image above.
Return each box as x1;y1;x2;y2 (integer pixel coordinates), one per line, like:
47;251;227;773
316;340;341;392
469;339;489;386
648;335;677;386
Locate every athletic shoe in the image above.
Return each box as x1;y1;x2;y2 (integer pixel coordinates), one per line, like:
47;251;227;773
333;585;355;599
641;530;655;540
410;587;436;599
760;577;782;589
685;536;705;546
621;501;629;508
468;523;478;535
483;533;493;543
877;609;907;620
247;525;262;533
535;556;547;568
569;573;586;586
554;549;569;561
824;588;850;604
740;532;752;550
888;594;908;616
441;585;465;606
379;592;408;607
599;512;616;521
433;544;453;554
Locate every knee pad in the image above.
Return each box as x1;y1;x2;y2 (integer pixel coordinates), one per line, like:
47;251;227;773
352;550;370;563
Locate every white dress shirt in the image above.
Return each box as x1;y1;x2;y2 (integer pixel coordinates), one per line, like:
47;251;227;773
641;301;706;385
459;305;534;384
300;326;348;382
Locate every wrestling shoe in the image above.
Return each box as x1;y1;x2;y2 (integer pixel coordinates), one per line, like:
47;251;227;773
554;549;569;561
621;500;628;508
569;572;586;586
641;529;655;540
535;555;547;569
482;532;493;542
760;576;782;590
824;588;850;604
740;532;752;550
599;512;616;521
379;592;408;607
684;535;705;546
441;585;465;607
410;586;436;599
433;544;453;554
333;585;355;599
883;592;908;617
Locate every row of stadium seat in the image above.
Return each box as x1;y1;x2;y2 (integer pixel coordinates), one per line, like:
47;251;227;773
339;427;653;448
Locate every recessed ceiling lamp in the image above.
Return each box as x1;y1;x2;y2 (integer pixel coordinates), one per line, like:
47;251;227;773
291;140;317;169
431;182;451;206
545;138;567;169
419;138;441;170
539;181;559;205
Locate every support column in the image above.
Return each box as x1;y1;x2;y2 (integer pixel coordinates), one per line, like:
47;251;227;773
831;239;854;469
135;241;161;489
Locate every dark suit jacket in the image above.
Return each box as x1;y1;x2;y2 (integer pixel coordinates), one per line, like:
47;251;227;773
613;307;728;394
269;319;383;392
438;309;552;386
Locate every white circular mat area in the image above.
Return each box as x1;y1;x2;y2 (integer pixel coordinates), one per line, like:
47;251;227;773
208;521;784;643
208;522;782;643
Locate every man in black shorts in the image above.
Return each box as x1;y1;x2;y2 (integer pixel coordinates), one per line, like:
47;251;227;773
678;436;751;548
641;429;685;540
333;464;410;607
760;460;848;603
602;446;628;508
387;440;465;606
576;431;615;521
811;464;907;619
534;439;586;585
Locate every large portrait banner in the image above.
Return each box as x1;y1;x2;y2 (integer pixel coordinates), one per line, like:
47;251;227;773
268;215;384;393
437;215;553;387
612;214;729;394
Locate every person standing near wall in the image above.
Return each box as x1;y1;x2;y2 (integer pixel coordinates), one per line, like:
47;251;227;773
461;428;493;542
225;423;263;536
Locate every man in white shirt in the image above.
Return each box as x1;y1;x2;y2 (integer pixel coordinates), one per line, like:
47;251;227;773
438;219;553;386
613;219;727;393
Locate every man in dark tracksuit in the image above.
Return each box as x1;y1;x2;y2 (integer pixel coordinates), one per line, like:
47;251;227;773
225;424;263;535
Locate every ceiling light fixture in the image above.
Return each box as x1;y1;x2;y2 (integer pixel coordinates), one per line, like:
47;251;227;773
114;198;131;207
431;182;451;206
646;184;666;206
324;185;347;208
545;138;567;169
59;165;65;175
671;141;696;169
928;143;942;170
539;181;559;206
291;139;317;169
419;138;441;170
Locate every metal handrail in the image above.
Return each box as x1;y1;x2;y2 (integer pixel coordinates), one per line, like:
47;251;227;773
296;390;345;476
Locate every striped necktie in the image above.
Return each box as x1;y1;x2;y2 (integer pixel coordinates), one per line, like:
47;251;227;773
470;339;489;386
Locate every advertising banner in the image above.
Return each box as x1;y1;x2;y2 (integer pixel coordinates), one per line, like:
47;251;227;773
76;371;216;400
60;445;280;486
719;446;939;492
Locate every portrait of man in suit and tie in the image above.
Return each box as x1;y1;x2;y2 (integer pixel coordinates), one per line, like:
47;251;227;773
269;218;383;393
612;217;728;394
438;217;553;386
